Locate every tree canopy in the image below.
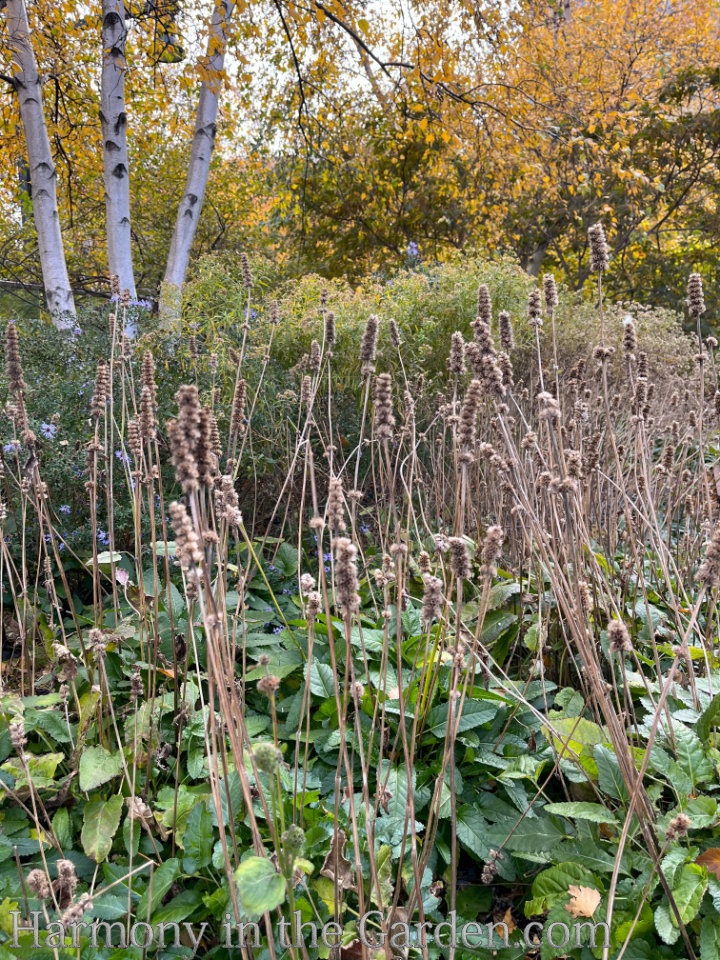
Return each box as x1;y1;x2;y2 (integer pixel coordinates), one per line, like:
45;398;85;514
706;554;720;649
0;0;718;318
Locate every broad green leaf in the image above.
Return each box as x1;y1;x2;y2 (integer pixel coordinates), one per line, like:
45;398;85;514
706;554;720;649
309;662;336;698
674;726;714;787
425;698;498;737
671;862;707;925
594;745;628;801
81;795;123;862
701;915;720;959
79;745;123;792
138;858;179;920
455;810;492;862
543;801;617;824
529;861;599;914
152;888;203;924
234;856;287;916
654;902;680;946
182;803;213;874
697;692;720;742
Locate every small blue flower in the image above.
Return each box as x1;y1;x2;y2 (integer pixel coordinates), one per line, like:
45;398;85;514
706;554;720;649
59;504;71;515
97;529;109;545
407;241;419;258
3;441;19;454
360;524;370;534
323;552;332;563
40;422;57;439
273;626;282;634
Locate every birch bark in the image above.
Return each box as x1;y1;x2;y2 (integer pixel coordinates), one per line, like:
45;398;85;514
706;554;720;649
3;0;76;326
160;0;235;324
101;0;136;301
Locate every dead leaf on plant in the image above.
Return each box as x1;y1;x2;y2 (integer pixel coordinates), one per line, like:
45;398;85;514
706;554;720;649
320;828;354;891
696;848;720;880
565;885;601;919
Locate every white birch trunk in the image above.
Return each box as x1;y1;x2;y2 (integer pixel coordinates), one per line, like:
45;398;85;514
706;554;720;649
101;0;136;302
3;0;76;327
160;0;235;324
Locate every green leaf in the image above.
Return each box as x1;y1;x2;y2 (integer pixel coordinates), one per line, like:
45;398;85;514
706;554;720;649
309;662;337;698
234;856;287;916
674;726;714;787
594;744;628;801
455;810;492;862
81;795;123;862
52;807;72;849
425;698;498;737
654;901;680;944
543;801;617;824
182;803;214;874
152;888;203;924
78;745;123;791
528;861;599;914
671;862;707;925
138;858;179;920
701;915;720;959
697;692;720;742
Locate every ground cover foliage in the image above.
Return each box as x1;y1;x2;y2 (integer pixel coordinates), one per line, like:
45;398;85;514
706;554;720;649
2;243;720;959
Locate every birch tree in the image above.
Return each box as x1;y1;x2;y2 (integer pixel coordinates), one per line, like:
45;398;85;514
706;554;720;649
2;0;76;326
100;0;135;299
160;0;235;322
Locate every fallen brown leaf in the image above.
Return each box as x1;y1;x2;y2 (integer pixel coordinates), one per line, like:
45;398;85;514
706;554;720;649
565;884;601;919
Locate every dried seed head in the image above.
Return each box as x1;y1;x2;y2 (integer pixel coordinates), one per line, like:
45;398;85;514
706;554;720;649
527;288;542;326
169;501;203;569
498;311;513;352
325;310;336;345
389;318;401;347
448;332;465;376
666;813;691;842
479;525;503;578
607;620;632;655
374;372;395;439
421;575;444;626
27;869;51;899
231;378;247;435
477;284;492;324
622;316;637;357
458;379;483;451
497;351;513;388
60;893;93;928
240;252;253;289
300;375;312;409
91;359;111;419
306;591;322;620
327;476;347;533
588;223;610;273
309;339;321;373
257;675;281;697
333;537;360;615
300;573;316;592
543;274;558;311
687;273;705;318
418;550;431;574
360;315;379;376
448;537;472;580
4;322;26;396
698;525;720;588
